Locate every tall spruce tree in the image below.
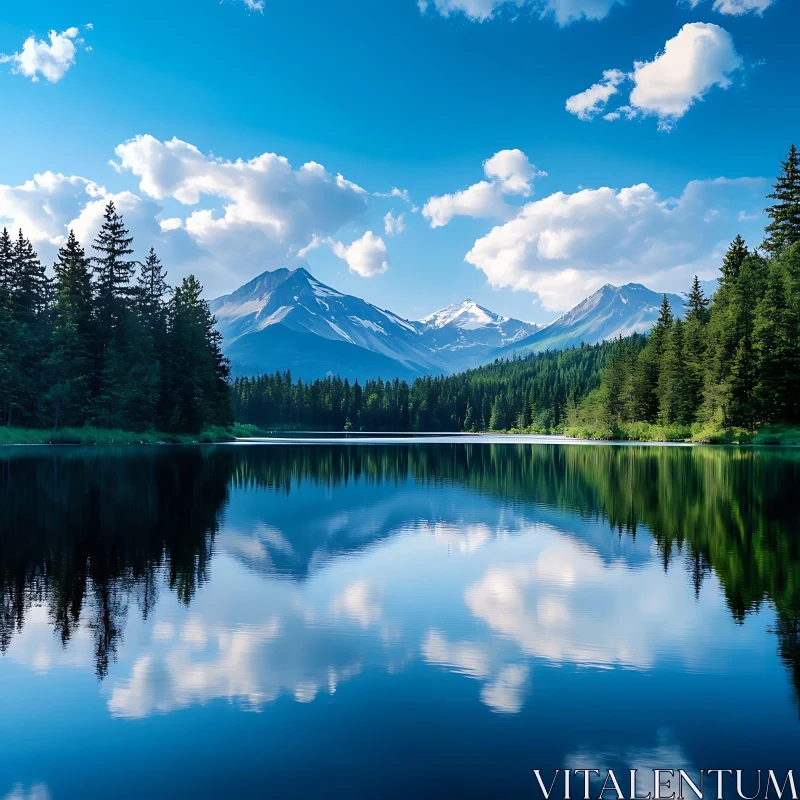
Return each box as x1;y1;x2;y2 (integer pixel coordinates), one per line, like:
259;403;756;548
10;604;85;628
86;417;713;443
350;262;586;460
12;229;48;323
685;275;710;324
754;260;792;422
165;275;232;433
43;232;95;427
764;145;800;256
92;201;136;338
0;228;13;290
682;276;709;421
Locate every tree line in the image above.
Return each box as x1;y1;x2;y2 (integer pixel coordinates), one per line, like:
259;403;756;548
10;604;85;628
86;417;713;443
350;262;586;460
573;145;800;438
232;145;800;438
0;202;232;433
230;337;629;432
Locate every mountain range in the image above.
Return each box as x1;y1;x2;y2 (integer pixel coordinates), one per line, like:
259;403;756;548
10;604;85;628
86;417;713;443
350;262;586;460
211;267;693;382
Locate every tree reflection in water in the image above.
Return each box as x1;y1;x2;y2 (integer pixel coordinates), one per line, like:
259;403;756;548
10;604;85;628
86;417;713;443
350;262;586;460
0;443;798;702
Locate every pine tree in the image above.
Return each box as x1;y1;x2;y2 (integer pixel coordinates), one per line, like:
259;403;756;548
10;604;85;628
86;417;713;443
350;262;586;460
137;247;169;329
12;230;48;322
92;201;136;338
720;235;749;287
0;229;13;290
682;278;708;423
703;237;749;425
0;292;25;426
659;319;689;425
165;275;232;432
754;261;792;422
727;254;767;429
43;232;95;427
764;145;800;256
685;275;710;324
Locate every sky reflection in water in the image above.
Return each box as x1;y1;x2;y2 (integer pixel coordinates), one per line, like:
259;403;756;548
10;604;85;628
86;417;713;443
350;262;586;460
0;443;798;798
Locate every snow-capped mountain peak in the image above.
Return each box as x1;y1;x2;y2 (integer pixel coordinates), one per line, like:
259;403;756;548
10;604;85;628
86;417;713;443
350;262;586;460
419;300;507;331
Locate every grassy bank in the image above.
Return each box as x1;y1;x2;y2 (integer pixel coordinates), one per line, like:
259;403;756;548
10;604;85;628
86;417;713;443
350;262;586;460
562;421;800;445
0;423;267;445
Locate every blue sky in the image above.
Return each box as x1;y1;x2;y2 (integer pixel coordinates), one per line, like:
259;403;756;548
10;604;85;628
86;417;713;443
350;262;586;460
0;0;797;323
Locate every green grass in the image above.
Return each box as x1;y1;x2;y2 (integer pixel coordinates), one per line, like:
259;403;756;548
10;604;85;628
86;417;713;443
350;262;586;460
0;423;268;446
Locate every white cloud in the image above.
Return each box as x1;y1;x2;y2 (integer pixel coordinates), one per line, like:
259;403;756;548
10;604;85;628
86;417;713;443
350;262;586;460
483;149;542;195
376;187;413;204
423;149;545;228
239;0;266;9
384;212;406;235
464;177;766;311
0;27;87;83
687;0;775;14
571;23;743;131
113;134;369;290
424;181;511;228
0;171;162;269
629;23;742;130
418;0;623;24
330;231;389;277
566;68;627;120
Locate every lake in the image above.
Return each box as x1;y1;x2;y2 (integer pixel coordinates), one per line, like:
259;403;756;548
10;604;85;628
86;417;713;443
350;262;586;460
0;441;798;798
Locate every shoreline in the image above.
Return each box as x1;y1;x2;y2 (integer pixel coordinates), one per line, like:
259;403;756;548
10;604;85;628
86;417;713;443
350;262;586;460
0;424;267;446
2;426;798;447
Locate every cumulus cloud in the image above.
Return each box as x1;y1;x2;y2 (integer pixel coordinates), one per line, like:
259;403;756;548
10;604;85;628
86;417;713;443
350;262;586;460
0;171;162;269
384;212;406;236
418;0;623;24
330;231;389;277
112;134;370;289
0;26;88;83
570;23;743;131
686;0;775;14
423;149;545;228
424;181;510;228
566;69;627;120
463;176;766;311
628;23;742;130
0;134;376;298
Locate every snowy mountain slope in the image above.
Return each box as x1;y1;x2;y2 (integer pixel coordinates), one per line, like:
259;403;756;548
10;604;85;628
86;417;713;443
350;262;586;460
212;269;691;381
211;266;443;379
416;300;542;372
495;283;685;358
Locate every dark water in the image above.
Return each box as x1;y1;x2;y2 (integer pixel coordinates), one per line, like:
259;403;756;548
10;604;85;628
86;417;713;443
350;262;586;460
0;442;799;799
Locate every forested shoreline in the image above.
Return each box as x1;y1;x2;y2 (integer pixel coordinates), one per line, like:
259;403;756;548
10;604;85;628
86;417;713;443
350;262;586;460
2;147;799;445
232;145;800;444
0;202;233;436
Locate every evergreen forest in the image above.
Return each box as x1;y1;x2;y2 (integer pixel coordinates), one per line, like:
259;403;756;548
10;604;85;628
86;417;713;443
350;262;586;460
0;202;232;434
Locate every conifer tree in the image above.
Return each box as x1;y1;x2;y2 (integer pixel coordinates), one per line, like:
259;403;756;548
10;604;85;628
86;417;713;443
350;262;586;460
659;319;688;425
754;261;792;422
92;201;136;337
682;277;708;421
0;229;13;290
685;276;710;324
12;230;48;322
165;275;232;432
137;247;169;329
764;145;800;256
43;232;95;426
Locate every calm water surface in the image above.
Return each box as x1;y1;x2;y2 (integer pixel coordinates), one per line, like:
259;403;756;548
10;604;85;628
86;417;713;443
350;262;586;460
0;441;798;798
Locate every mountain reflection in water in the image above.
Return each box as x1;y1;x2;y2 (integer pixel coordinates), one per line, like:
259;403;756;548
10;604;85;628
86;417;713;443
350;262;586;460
0;443;799;798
